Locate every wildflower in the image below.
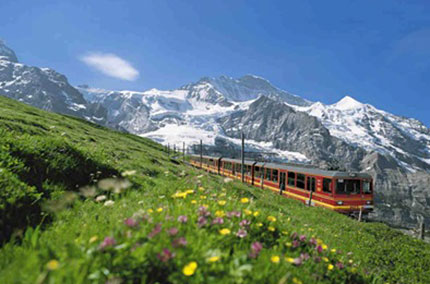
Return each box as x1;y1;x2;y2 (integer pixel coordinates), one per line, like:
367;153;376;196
316;245;323;253
268;226;275;232
293;257;303;266
172;237;187;247
267;216;277;222
208;256;220;262
200;195;207;200
191;200;197;204
249;241;263;258
95;195;107;202
198;186;205;191
215;210;225;217
212;217;224;225
218;200;226;206
236;229;248;238
89;236;98;243
46;260;59;271
219;228;231;235
122;170;137;176
177;215;188;223
198;216;207;227
239;219;251;227
328;264;334;270
282;231;289;235
157;248;175;262
292;277;303;284
271;255;280;263
322;244;328;250
100;236;116;249
124;218;139;228
147;209;154;213
286;257;295;263
300;253;310;261
322;257;329;262
253;211;260;217
148;223;162;238
292;240;300;248
348;259;353;264
286;242;292;247
104;200;115;207
299;235;307;242
336;262;344;269
167;227;179;236
256;222;263;227
309;237;317;246
291;232;298;239
198;206;210;217
331;248;336;253
183;261;198;276
244;209;252;215
226;211;241;218
156;207;163;213
186;189;194;194
240;197;249;203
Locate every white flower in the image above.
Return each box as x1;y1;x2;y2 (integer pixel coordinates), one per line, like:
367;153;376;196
122;170;137;177
104;200;115;207
95;195;107;202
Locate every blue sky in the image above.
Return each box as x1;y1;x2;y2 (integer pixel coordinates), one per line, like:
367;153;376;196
1;0;430;125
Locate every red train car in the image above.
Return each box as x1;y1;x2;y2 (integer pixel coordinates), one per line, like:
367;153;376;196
190;155;373;214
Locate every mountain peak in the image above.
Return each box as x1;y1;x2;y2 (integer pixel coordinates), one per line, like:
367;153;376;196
0;40;18;62
334;95;364;110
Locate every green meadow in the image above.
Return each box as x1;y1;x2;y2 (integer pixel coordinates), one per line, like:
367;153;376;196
0;95;429;284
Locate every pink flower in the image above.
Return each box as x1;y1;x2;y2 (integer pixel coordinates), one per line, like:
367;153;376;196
292;240;300;248
197;216;207;227
148;223;162;238
226;211;241;218
249;241;263;258
167;227;179;236
124;218;139;228
309;237;317;246
211;217;224;225
300;253;310;261
177;215;188;223
239;219;251;227
172;237;187;247
157;248;175;262
316;245;323;253
198;206;211;217
100;237;116;250
293;257;303;266
336;262;345;269
236;229;248;238
299;235;307;242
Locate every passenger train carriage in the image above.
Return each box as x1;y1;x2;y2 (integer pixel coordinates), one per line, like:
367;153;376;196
190;155;373;214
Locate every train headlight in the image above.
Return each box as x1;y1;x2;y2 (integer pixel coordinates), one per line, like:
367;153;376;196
337;201;343;205
366;201;371;205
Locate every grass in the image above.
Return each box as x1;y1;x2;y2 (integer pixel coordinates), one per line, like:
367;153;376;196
0;95;429;283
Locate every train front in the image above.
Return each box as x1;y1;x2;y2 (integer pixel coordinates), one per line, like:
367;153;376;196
331;173;374;215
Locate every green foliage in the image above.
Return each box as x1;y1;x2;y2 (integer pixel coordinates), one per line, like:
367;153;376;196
0;95;429;283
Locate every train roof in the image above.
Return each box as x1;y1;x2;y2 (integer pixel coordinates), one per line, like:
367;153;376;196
190;154;371;179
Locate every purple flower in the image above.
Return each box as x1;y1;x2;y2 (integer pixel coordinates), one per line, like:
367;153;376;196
309;237;317;246
336;262;345;269
316;245;323;253
300;253;310;261
198;206;211;217
157;248;175;262
236;229;248;238
177;215;188;223
293;257;303;266
197;216;207;227
239;219;251;227
299;235;307;242
226;211;241;218
292;240;300;248
167;227;179;236
211;217;224;225
249;241;263;258
148;223;162;238
172;237;187;247
99;236;116;250
124;218;139;228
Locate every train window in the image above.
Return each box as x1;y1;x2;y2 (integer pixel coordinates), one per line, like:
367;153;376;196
255;166;260;177
336;179;360;195
272;169;278;183
288;172;295;186
297;174;305;189
323;178;332;193
363;181;372;194
265;168;272;181
246;165;252;176
235;163;241;174
306;177;316;192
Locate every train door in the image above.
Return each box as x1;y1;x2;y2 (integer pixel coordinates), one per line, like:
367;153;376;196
280;172;286;195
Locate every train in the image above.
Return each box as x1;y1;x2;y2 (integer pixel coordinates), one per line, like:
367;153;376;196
189;155;374;215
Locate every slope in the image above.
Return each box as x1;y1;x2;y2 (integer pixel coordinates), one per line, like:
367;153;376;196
0;95;430;283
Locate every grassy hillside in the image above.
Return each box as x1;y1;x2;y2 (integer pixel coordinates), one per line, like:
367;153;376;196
0;95;429;284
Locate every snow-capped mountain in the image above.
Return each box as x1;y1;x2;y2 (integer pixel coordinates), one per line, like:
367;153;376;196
0;41;107;123
1;40;429;229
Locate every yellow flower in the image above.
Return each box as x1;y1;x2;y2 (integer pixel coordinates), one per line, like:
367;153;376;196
253;211;260;217
328;264;334;270
240;197;249;203
348;259;353;264
322;257;329;262
202;204;209;208
292;277;303;284
316;238;323;245
322;244;328;250
270;255;280;263
207;256;220;262
267;216;277;222
147;209;154;213
46;259;59;271
219;228;231;235
200;195;207;200
183;261;198;276
156;207;163;212
285;242;292;247
198;187;205;191
268;226;275;232
186;189;194;194
215;210;225;217
244;209;252;215
257;222;263;227
218;200;226;206
282;231;288;235
331;248;336;253
220;192;227;197
89;236;98;243
191;200;197;204
287;217;291;222
285;257;295;263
